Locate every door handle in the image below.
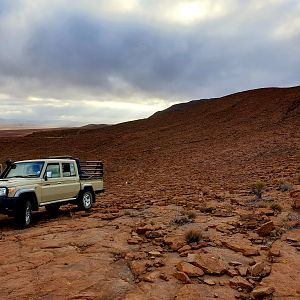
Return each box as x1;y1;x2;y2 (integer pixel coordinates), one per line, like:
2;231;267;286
57;182;62;184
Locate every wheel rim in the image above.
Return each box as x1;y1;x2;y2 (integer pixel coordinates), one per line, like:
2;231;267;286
83;192;92;208
25;203;31;225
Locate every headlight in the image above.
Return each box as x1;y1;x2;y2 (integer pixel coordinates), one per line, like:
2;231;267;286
0;187;7;197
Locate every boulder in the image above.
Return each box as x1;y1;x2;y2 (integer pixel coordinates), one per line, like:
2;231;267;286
229;276;253;290
173;271;191;284
177;261;204;277
256;221;275;237
251;286;275;299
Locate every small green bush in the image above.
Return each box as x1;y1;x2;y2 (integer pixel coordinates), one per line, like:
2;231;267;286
251;180;266;199
185;229;202;244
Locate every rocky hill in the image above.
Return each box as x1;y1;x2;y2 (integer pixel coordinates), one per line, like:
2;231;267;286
0;86;299;299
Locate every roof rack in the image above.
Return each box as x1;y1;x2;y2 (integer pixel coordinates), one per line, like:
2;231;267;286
48;156;73;159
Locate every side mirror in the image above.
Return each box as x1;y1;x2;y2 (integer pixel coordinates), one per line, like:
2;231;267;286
44;171;52;181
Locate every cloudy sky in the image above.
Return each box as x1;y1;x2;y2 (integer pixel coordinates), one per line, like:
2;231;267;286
0;0;299;128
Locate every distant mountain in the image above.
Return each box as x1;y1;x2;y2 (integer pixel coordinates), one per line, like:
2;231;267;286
80;124;110;129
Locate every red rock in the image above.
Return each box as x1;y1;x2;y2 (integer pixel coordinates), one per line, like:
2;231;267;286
256;221;275;237
249;262;265;277
192;252;227;275
222;239;259;256
177;261;204;277
178;245;192;253
237;266;248;277
269;241;281;257
251;286;275;299
229;276;253;290
203;278;215;285
173;271;191;284
136;225;161;235
142;270;160;283
129;261;148;276
226;268;238;277
127;237;142;244
164;236;186;251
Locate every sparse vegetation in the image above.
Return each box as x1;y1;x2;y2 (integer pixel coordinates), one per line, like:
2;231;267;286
171;215;192;226
271;203;282;213
278;181;293;192
185;229;202;244
251;180;266;199
124;210;131;216
199;206;214;214
255;200;268;208
171;210;197;226
185;210;197;220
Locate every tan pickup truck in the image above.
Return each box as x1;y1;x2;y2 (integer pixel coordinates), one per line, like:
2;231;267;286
0;156;104;227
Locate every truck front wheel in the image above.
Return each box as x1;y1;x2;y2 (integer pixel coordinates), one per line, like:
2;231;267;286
78;190;93;210
15;200;32;228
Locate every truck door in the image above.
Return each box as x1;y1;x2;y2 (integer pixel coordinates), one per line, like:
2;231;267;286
60;162;80;198
41;163;65;203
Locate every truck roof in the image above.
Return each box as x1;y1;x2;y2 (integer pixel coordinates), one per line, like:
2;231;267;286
15;158;76;163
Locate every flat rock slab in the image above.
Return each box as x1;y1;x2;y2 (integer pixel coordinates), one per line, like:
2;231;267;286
175;284;236;300
222;235;259;256
192;252;228;275
177;261;204;277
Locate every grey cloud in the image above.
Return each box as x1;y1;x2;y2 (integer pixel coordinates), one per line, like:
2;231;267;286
0;0;299;126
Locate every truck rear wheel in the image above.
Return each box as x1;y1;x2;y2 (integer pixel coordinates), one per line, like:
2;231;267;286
78;190;93;210
15;200;32;228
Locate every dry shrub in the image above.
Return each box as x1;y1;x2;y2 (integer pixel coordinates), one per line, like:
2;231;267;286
278;181;293;192
185;229;202;244
270;203;282;212
185;210;197;220
171;215;192;226
251;180;266;199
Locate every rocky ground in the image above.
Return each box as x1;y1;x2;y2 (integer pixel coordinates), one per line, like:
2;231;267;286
0;87;300;299
0;185;299;299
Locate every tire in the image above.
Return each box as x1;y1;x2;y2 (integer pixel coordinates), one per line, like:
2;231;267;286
45;203;60;214
15;200;32;228
78;190;93;210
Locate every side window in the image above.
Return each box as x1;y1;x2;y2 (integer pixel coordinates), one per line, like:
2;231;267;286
62;163;76;177
70;163;76;176
45;163;61;178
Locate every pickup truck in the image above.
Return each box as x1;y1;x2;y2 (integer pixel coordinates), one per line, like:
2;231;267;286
0;156;104;227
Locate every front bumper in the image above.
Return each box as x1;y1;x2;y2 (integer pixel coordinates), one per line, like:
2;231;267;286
0;196;18;214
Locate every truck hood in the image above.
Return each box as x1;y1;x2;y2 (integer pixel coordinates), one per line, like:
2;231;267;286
0;178;41;187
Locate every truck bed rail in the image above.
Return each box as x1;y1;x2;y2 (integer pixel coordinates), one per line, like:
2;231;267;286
79;161;103;179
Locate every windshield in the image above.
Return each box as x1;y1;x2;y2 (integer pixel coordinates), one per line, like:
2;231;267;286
5;161;44;178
